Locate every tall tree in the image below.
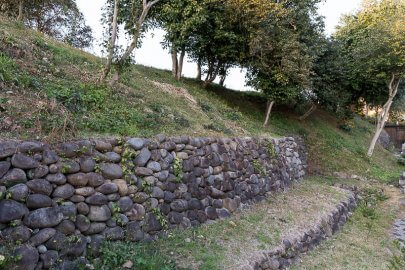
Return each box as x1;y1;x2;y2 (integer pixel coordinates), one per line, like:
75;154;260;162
104;0;162;83
0;0;93;49
335;0;405;156
245;0;324;126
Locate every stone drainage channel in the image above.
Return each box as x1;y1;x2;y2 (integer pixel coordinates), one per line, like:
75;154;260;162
246;189;358;270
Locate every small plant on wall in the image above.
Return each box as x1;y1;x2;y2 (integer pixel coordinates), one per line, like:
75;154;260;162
173;157;183;183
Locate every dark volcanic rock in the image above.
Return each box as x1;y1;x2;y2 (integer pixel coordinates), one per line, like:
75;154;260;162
88;205;111;222
24;207;64;228
0;168;27;187
11;153;39;169
87;172;104;187
128;138;146;150
99;163;123;179
170;199;188;212
2;225;31;243
26;194;53;209
134;148;151;167
79;157;96;172
30;165;49;179
86;192;108;205
103;226;124;240
96;182;118;194
0;141;19;158
143;213;163;232
52;184;75;199
67;173;88;187
42;150;59;164
0;161;11;178
13;244;39;270
8;183;29;202
46;173;67;185
0;199;29;223
56;220;76;235
40;250;59;269
26;179;53;196
29;228;56;246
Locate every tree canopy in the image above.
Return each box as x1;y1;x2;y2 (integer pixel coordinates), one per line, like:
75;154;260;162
0;0;93;49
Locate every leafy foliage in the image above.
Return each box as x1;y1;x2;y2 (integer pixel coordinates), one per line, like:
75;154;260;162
0;0;93;48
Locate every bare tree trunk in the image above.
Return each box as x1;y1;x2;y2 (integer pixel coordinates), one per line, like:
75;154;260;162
367;74;400;157
219;75;226;86
203;62;213;88
176;49;185;80
100;0;119;82
171;48;178;77
299;104;317;121
111;0;160;83
17;0;23;21
196;59;202;81
263;100;275;127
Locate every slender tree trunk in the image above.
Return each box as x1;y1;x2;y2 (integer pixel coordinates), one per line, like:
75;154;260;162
263;100;275;127
219;74;226;86
17;0;23;21
176;49;185;80
111;0;160;83
367;75;400;157
196;59;202;81
171;48;178;77
299;104;317;121
100;0;119;82
203;62;213;88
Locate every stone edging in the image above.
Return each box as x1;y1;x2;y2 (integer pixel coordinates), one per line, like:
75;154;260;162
249;189;358;270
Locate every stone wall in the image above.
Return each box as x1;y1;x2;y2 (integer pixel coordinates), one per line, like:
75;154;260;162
0;135;306;270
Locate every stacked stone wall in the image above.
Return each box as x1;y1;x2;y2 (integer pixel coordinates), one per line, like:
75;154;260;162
0;135;306;269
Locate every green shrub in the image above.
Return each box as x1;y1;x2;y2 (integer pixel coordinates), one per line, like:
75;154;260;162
0;53;16;83
93;241;176;270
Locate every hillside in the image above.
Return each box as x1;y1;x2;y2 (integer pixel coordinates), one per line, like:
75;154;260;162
0;16;401;183
0;15;404;270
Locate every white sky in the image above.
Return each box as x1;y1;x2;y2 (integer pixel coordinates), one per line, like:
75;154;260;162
76;0;362;90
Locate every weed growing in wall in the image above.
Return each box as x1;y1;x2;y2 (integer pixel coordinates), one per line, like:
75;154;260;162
121;145;137;182
141;180;153;194
253;159;268;176
173;157;183;183
151;208;168;230
267;141;277;159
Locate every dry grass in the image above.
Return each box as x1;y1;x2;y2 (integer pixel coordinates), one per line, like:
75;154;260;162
291;185;402;270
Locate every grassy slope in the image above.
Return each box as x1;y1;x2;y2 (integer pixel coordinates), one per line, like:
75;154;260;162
0;16;404;269
0;16;401;182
